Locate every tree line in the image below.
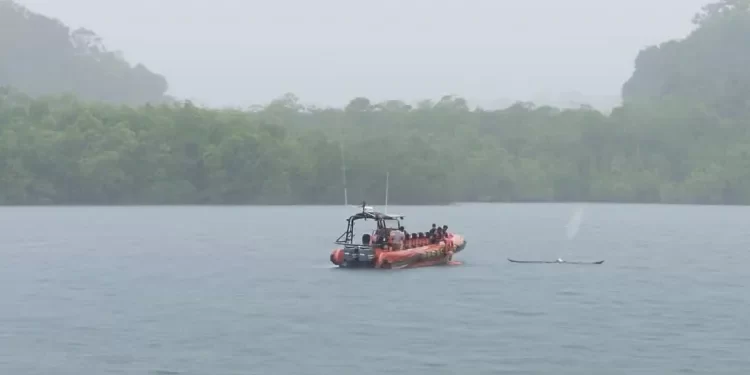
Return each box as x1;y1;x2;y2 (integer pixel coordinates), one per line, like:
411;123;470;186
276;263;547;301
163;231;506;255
2;88;750;205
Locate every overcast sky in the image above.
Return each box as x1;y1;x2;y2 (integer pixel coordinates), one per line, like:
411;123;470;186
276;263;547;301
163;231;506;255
19;0;710;108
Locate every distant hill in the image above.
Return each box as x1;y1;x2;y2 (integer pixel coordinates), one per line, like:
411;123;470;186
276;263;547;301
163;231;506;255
622;0;750;117
0;0;169;105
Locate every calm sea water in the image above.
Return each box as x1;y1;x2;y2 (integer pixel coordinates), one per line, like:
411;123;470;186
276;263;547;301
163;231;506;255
1;203;749;375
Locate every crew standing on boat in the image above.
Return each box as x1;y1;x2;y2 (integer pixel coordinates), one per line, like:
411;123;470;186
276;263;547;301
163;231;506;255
375;228;388;247
390;226;405;250
442;225;451;238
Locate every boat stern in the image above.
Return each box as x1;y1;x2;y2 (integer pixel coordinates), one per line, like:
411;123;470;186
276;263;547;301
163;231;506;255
330;244;376;268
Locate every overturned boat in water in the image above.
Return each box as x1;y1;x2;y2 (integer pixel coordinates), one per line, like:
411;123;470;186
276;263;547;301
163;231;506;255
507;258;604;265
329;204;467;269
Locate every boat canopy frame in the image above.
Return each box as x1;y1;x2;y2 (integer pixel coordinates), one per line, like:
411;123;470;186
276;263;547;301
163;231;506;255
335;202;404;245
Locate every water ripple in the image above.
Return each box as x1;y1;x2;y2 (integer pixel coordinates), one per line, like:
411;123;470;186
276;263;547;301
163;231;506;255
1;204;749;374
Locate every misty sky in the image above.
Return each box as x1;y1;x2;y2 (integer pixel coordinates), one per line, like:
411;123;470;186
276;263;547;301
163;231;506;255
19;0;709;108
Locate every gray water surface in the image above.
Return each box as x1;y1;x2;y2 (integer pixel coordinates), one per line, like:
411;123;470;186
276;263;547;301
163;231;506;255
1;204;748;374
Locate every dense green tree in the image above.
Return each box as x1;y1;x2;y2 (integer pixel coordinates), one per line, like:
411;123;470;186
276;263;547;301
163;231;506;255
0;86;748;205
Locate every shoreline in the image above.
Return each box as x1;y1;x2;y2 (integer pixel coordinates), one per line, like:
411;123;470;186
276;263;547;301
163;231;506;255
0;201;748;208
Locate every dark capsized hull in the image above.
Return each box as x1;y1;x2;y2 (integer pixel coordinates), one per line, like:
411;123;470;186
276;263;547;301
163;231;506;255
508;258;604;265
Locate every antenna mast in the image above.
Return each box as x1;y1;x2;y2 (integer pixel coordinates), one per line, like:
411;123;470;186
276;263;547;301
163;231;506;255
340;142;347;206
384;171;389;214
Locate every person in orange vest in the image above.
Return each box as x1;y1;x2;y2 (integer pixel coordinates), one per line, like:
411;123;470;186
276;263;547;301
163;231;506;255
442;225;454;249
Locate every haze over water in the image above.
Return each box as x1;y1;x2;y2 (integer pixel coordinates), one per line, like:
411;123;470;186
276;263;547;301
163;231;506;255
1;203;748;374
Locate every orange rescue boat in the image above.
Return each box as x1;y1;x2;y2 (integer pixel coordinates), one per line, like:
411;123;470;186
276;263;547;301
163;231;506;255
329;203;467;269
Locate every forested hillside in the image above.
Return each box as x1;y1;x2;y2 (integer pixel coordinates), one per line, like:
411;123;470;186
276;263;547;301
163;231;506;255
1;0;750;205
0;0;169;105
623;0;750;118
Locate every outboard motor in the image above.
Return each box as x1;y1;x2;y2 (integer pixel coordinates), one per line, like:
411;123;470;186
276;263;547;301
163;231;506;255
342;243;376;267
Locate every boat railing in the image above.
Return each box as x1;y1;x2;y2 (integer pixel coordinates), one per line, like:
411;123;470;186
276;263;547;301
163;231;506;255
342;243;372;250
